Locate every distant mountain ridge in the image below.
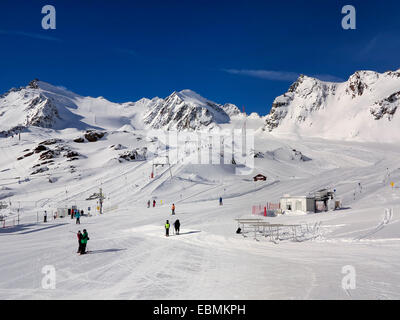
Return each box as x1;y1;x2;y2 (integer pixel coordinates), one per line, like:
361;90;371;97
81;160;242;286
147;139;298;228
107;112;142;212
2;70;400;142
0;79;242;134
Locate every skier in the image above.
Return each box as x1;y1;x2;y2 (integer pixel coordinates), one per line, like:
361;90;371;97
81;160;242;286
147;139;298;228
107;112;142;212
80;229;89;254
75;210;80;224
171;203;175;215
219;197;223;206
173;219;180;235
43;210;47;223
147;200;150;208
165;220;170;237
153;200;156;207
77;231;82;253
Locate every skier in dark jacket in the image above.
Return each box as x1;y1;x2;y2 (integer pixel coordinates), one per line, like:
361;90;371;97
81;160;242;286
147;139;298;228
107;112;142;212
77;231;82;253
173;219;180;235
80;229;89;254
165;220;170;237
219;197;223;206
147;200;150;208
153;200;156;207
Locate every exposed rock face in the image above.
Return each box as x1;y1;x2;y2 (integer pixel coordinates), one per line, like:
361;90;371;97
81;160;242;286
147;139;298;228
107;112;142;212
84;131;105;142
73;137;85;143
370;91;400;120
111;144;125;150
24;94;60;128
254;152;265;158
31;166;49;175
34;145;47;153
119;147;147;161
39;150;59;160
265;75;337;132
28;79;40;89
39;139;61;145
64;151;79;158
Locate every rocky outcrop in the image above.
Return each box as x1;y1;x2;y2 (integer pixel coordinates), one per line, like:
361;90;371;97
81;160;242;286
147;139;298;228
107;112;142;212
119;147;147;161
370;91;400;121
84;130;105;142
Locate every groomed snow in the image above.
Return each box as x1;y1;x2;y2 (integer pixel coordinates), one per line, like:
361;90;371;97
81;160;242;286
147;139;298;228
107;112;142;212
1;128;399;299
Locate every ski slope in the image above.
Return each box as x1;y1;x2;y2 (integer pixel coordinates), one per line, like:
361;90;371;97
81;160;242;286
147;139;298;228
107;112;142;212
1;129;400;299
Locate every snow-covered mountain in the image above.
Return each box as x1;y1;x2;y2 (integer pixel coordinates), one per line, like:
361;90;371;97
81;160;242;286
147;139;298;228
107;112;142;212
142;89;239;130
264;70;400;142
0;79;241;134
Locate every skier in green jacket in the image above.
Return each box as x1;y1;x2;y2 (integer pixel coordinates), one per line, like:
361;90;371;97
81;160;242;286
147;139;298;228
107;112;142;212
80;229;89;254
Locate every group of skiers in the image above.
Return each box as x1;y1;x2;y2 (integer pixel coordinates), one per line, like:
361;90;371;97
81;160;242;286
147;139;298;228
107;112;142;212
147;200;157;208
147;200;177;215
165;219;180;236
76;229;89;254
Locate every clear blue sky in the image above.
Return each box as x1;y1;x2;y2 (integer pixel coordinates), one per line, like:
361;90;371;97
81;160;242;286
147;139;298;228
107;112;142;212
1;0;399;115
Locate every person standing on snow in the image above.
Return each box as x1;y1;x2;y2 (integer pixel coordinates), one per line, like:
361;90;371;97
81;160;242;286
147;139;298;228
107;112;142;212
77;231;82;253
219;197;223;206
80;229;89;254
147;200;150;208
165;220;170;237
173;219;180;235
75;210;80;224
171;203;175;215
153;200;156;207
43;210;47;223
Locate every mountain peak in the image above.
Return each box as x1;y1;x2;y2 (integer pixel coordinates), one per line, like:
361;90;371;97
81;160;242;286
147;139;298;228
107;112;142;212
264;69;400;142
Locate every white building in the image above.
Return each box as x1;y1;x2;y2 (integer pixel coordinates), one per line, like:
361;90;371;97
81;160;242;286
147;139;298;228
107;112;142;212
280;195;315;214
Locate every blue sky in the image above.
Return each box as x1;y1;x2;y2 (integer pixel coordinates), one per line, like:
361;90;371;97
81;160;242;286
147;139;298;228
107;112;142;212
0;0;400;115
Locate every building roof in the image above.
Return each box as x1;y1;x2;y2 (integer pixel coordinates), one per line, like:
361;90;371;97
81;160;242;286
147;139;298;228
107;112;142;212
280;195;315;199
